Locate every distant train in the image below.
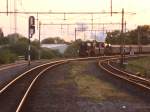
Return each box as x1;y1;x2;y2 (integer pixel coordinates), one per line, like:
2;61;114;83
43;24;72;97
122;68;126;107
79;42;150;57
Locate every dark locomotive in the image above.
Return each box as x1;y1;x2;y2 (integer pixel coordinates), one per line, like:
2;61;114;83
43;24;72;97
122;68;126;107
79;41;150;57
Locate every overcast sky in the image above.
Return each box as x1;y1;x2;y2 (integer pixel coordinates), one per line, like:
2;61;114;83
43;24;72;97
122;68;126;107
0;0;150;41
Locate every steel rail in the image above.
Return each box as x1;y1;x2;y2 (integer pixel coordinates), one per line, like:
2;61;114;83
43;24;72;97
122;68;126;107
98;58;150;91
0;56;119;112
0;56;115;93
16;56;120;112
16;61;67;112
0;60;66;94
0;60;69;112
108;61;150;86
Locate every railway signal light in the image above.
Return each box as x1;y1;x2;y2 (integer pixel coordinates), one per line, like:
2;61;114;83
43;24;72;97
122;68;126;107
28;16;35;66
29;16;35;37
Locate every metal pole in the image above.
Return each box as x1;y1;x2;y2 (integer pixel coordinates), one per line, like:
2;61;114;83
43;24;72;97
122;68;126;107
37;13;39;30
110;0;112;16
138;26;141;53
38;21;41;60
28;16;35;66
14;0;17;33
84;31;86;41
95;31;96;41
124;21;126;32
6;0;8;15
120;8;124;66
91;14;93;38
102;24;104;31
123;21;126;61
28;19;31;66
28;34;31;66
75;28;77;41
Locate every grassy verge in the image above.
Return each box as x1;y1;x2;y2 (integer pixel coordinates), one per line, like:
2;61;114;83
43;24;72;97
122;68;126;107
126;57;150;78
69;62;131;102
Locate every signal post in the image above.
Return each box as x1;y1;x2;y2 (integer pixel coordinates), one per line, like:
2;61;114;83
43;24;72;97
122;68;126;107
28;16;35;66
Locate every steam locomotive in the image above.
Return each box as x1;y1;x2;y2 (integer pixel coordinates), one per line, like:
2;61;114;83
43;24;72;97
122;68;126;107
79;42;150;57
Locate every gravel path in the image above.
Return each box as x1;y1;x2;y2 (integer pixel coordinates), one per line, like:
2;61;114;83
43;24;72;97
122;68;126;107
21;60;150;112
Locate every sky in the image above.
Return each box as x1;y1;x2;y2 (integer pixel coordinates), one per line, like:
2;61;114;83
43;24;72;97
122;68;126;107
0;0;150;41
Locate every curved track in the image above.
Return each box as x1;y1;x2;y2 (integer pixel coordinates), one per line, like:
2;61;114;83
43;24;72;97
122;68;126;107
1;57;112;112
0;60;68;112
99;58;150;92
1;55;146;112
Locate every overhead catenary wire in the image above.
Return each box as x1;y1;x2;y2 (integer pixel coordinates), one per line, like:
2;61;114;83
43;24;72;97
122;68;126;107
0;11;136;15
0;0;137;41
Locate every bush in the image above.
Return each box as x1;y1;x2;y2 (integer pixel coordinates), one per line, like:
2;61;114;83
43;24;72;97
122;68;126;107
0;37;9;45
9;41;39;60
64;40;81;58
0;33;64;63
41;48;62;59
9;41;28;56
0;49;17;64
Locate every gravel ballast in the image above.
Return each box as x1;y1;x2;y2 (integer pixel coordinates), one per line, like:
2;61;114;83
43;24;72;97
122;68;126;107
21;60;150;112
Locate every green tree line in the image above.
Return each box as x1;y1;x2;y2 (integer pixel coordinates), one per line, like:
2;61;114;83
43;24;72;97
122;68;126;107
106;25;150;45
0;32;62;64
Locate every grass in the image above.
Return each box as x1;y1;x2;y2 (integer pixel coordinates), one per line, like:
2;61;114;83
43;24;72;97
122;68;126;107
69;62;132;102
126;57;150;78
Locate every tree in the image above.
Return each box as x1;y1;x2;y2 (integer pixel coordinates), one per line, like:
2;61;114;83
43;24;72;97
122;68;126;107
0;48;17;64
0;28;4;38
41;37;66;44
64;39;82;57
106;25;150;45
41;48;62;59
138;25;150;45
106;30;122;44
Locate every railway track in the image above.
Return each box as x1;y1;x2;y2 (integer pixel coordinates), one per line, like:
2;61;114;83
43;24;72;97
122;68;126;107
0;60;68;112
0;55;147;112
0;61;27;71
0;60;50;71
99;58;150;92
1;57;112;112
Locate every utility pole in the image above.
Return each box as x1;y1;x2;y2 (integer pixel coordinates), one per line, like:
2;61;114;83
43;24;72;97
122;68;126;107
138;26;142;53
125;21;126;32
84;31;86;41
103;24;105;38
75;28;77;41
14;0;17;33
38;21;41;60
37;13;39;30
61;24;63;35
91;14;94;38
6;0;9;15
120;8;124;66
110;0;112;16
94;31;96;41
28;33;31;66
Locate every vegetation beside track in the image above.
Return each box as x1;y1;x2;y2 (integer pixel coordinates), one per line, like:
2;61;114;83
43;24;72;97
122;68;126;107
125;56;150;78
0;33;82;64
64;39;81;58
69;61;132;102
0;33;62;64
0;49;17;64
